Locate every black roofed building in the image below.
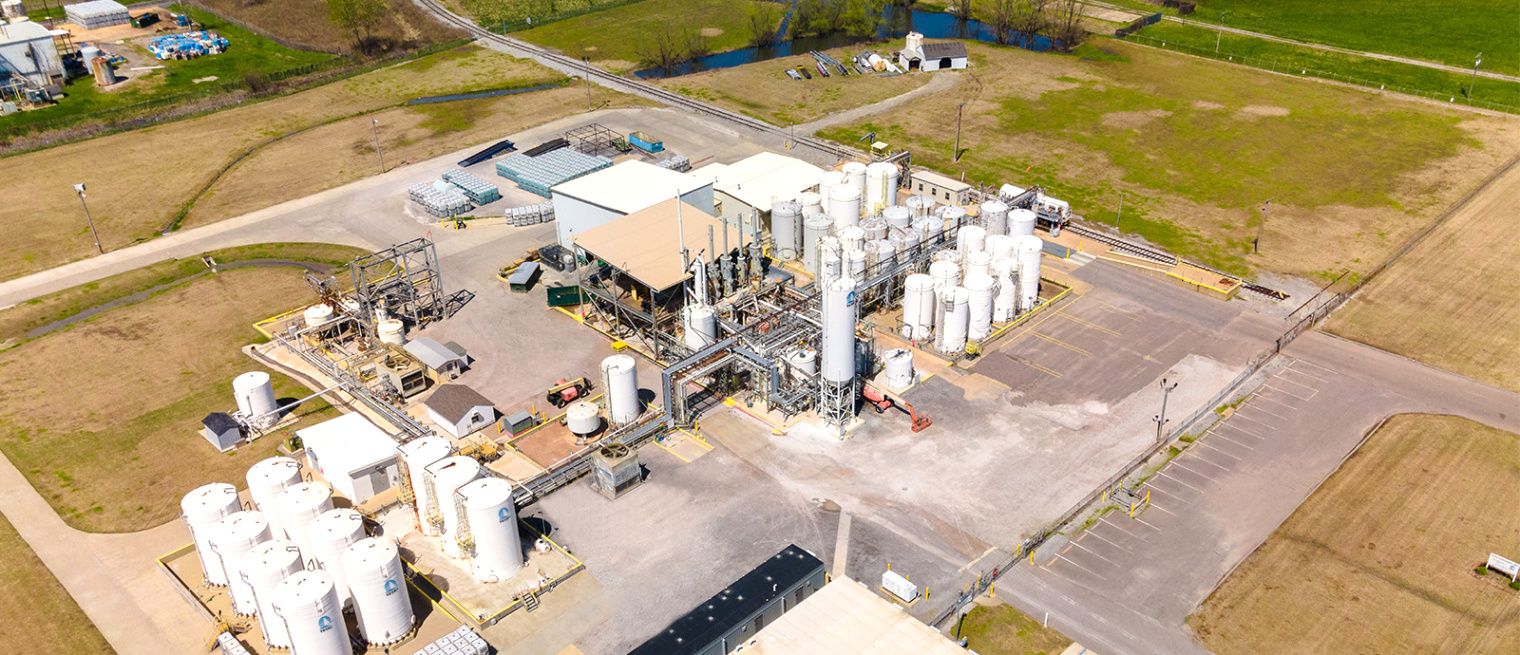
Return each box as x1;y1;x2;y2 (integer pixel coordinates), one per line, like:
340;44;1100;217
201;412;242;452
898;32;969;73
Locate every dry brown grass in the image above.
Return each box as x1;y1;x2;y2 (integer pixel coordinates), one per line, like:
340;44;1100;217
653;45;932;125
0;46;566;284
0;267;341;532
1327;159;1520;392
197;0;463;52
0;512;114;654
1192;414;1520;654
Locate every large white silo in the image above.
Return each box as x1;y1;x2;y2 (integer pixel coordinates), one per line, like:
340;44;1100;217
845;248;867;281
980;201;1010;236
276;482;333;567
820;276;859;384
797;191;822;216
818;170;846;214
992;258;1018;323
964;274;996;340
241;540;304;649
459;477;522;583
771;200;802;261
842;161;867;200
819;236;843;282
246;457;302;541
308;509;366;610
828;185;862;230
208;511;271;615
905;194;936;218
682;304;717;350
859;215;887;241
271;571;349;655
838;225;866;252
929;259;961;316
181;482;242;586
425;456;482;559
398;436;451;536
1010;208;1039;238
941;205;967;230
601;355;641;426
1016;235;1044;313
965;250;992;279
985;234;1017;262
801;214;832;274
914;215;942;242
864;162;899;214
882;205;913;231
234;371;278;429
342;538;415;646
902;274;937;341
937;287;970;354
957;225;987;258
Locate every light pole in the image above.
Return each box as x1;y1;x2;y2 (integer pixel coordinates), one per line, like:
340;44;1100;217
1116;191;1125;230
1215;11;1229;53
72;183;103;254
1154;378;1178;444
1254;198;1271;254
371;118;385;174
1469;52;1482;100
583;57;592;111
953;102;966;162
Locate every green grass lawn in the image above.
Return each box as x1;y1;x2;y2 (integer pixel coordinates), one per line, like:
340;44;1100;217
513;0;778;64
1136;21;1520;110
0;512;115;654
958;603;1071;655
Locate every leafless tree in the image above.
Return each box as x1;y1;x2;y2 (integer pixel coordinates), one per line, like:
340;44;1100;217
1011;0;1050;47
747;2;784;47
985;0;1017;45
951;0;972;20
1049;0;1086;50
684;26;714;59
636;24;687;72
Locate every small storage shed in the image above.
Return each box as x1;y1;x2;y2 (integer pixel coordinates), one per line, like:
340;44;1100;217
297;413;400;504
424;384;497;438
200;412;242;452
404;336;468;381
897;32;968;73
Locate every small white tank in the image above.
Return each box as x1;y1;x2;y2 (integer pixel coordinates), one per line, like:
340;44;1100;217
802;214;833;273
820;237;843;282
787;348;818;380
277;482;334;567
882;349;915;390
986;234;1017;261
208;511;271;615
565;401;602;436
233;371;278;429
308;509;366;610
906;194;937;218
771;200;802;260
964;273;996;340
181;482;242;586
965;250;992;278
1016;235;1044;313
342;538;414;645
241;541;304;650
426;456;482;559
682;304;717;350
882;205;913;230
865;240;896;268
1010;208;1039;238
864;162;899;214
460;478;522;583
828;185;862;230
246;457;302;541
846;248;867;280
980;201;1010;236
377;319;406;345
838;225;866;253
889;225;921;259
902;274;937;341
859;215;888;241
818;170;846;214
271;571;348;655
842;161;868;199
601;355;641;426
914;215;943;241
929;260;961;293
941;205;968;230
938;287;971;354
957;225;987;257
797;191;823;216
398;437;451;536
993;258;1018;323
302;304;334;329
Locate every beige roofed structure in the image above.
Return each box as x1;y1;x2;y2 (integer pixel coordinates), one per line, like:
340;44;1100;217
572;198;723;292
733;577;968;655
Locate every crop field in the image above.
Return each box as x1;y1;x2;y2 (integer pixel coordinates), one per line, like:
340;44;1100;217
1191;414;1520;654
514;0;777;70
0;45;568;284
814;40;1519;279
0;512;115;654
0;264;352;532
654;44;932;125
1327;158;1520;392
197;0;463;53
959;603;1071;655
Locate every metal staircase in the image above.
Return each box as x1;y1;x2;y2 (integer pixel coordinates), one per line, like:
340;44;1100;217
453;492;474;555
422;472;444;534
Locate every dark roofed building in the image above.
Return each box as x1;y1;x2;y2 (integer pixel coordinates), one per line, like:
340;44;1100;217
424;384;496;438
201;412;242;452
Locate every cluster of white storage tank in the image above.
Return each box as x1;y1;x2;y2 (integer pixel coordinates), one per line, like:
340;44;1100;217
181;458;419;654
399;437;526;584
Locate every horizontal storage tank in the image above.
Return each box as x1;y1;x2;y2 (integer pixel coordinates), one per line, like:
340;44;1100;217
842;161;868;199
247;457;302;541
342;538;414;646
965;250;992;279
234;371;278;430
272;571;348;655
905;194;936;218
985;234;1016;261
601;354;641;426
882;349;915;390
828;185;862;230
1010;208;1038;238
821;276;859;384
964;273;996;340
797;191;822;216
399;436;451;537
993;258;1018;323
980;201;1009;236
309;509;366;610
241;541;304;650
427;456;482;559
182;482;242;586
882;205;913;230
818;170;846;214
303;304;334;329
209;511;271;616
902;274;937;341
460;477;523;583
937;286;970;354
957;225;987;258
377;319;407;345
787;348;818;380
864;162;899;214
683;304;717;350
1016;235;1043;313
566;401;602;436
277;482;334;567
802;214;833;273
772;200;802;261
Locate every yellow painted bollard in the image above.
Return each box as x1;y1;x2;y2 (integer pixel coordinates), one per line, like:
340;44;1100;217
990;582;995;597
1029;552;1035;565
1145;489;1151;504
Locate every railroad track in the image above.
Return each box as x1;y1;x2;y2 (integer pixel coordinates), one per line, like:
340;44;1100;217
1065;223;1288;300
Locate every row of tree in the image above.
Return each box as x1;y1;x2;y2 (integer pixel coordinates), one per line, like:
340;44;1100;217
978;0;1085;50
635;26;715;72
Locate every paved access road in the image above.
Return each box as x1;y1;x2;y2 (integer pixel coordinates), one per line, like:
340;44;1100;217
998;330;1520;654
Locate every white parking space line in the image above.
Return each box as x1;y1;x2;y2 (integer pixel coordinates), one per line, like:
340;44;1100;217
1264;383;1315;401
1208;430;1257;450
1069;540;1120;567
1084;529;1130;551
1269;376;1320;398
1133;515;1161;531
1141;481;1189;502
1196;440;1242;460
1052;553;1107;580
1238;404;1287;421
1098;516;1150;539
1169;460;1219;482
1184;451;1230;471
1156;470;1204;492
1232;412;1281;430
1251;393;1301;411
1290;358;1339;378
1147;502;1177;516
1216;421;1266;440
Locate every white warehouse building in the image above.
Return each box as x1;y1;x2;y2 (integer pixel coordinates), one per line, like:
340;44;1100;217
688;152;825;230
297;413;400;505
550;160;714;247
0;21;64;88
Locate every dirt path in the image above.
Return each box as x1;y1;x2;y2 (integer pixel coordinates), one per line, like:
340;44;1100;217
794;72;962;136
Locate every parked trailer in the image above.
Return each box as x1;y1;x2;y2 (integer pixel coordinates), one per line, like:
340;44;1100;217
628;131;663;153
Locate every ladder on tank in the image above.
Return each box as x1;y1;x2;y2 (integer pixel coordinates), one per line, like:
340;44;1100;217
452;493;474;556
422;472;444;534
395;457;416;507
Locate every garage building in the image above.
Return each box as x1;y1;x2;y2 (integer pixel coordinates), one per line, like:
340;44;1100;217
550;160;714;247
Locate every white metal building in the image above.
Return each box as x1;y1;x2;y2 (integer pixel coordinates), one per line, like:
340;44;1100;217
403;336;467;381
734;577;967;655
550;160;714;247
423;384;496;438
688;152;825;227
0;21;63;88
897;32;968;73
64;0;129;29
297;413;400;504
908;169;972;206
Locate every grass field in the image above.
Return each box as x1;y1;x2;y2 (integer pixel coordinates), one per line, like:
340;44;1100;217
1327;158;1520;392
0;263;353;532
0;45;568;284
514;0;777;69
654;44;932;124
1192;414;1520;654
0;512;115;654
1134;22;1520;109
198;0;463;53
814;39;1518;279
958;603;1072;655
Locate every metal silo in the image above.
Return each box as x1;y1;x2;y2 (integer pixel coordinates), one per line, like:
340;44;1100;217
460;477;523;583
398;436;451;536
246;457;302;541
308;509;366;609
241;540;303;649
276;482;334;567
271;571;349;655
601;355;641;426
341;538;415;646
208;511;271;615
181;482;241;586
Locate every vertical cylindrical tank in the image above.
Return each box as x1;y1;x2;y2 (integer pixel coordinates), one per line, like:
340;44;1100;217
566;401;602;436
797;191;822;216
601;354;641;426
787;348;818;380
277;482;334;567
985;234;1016;261
866;240;896;268
845;249;867;280
398;436;451;536
905;194;936;218
234;371;278;429
993;258;1018;323
964;273;996;340
882;349;915;390
377;319;407;346
864;162;899;214
938;287;970;354
247;457;302;541
818;170;846;214
838;225;866;252
914;215;943;242
1016;235;1043;313
182;482;242;586
1010;208;1038;238
957;225;987;257
820;276;858;383
271;571;348;655
682;304;717;349
934;249;962;265
980;201;1009;236
882;205;912;230
241;540;304;649
902;274;937;341
308;509;366;610
459;478;522;583
940;205;967;230
303;304;334;329
842;162;867;199
818;236;842;282
965;250;992;279
771;200;802;261
828;185;862;230
208;511;271;615
859;215;887;241
802;214;832;273
427;456;482;559
341;538;414;646
889;226;921;260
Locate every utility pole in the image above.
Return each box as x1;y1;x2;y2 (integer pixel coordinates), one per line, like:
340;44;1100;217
1254;198;1271;254
583;57;593;111
1116;191;1125;230
72;183;103;254
1469;52;1482;100
953;102;966;162
371;118;385;174
1154;378;1178;444
1215;11;1229;53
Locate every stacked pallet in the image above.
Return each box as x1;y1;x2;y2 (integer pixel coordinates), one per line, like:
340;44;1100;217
507;201;555;226
408;182;472;218
495;148;612;198
441;169;502;204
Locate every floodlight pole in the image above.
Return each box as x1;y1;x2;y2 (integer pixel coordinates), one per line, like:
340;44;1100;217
371;118;385;174
73;183;103;254
1154;377;1178;444
1215;11;1229;53
1116;191;1125;230
1469;52;1482;100
584;57;593;111
953;102;966;162
1254;198;1271;254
